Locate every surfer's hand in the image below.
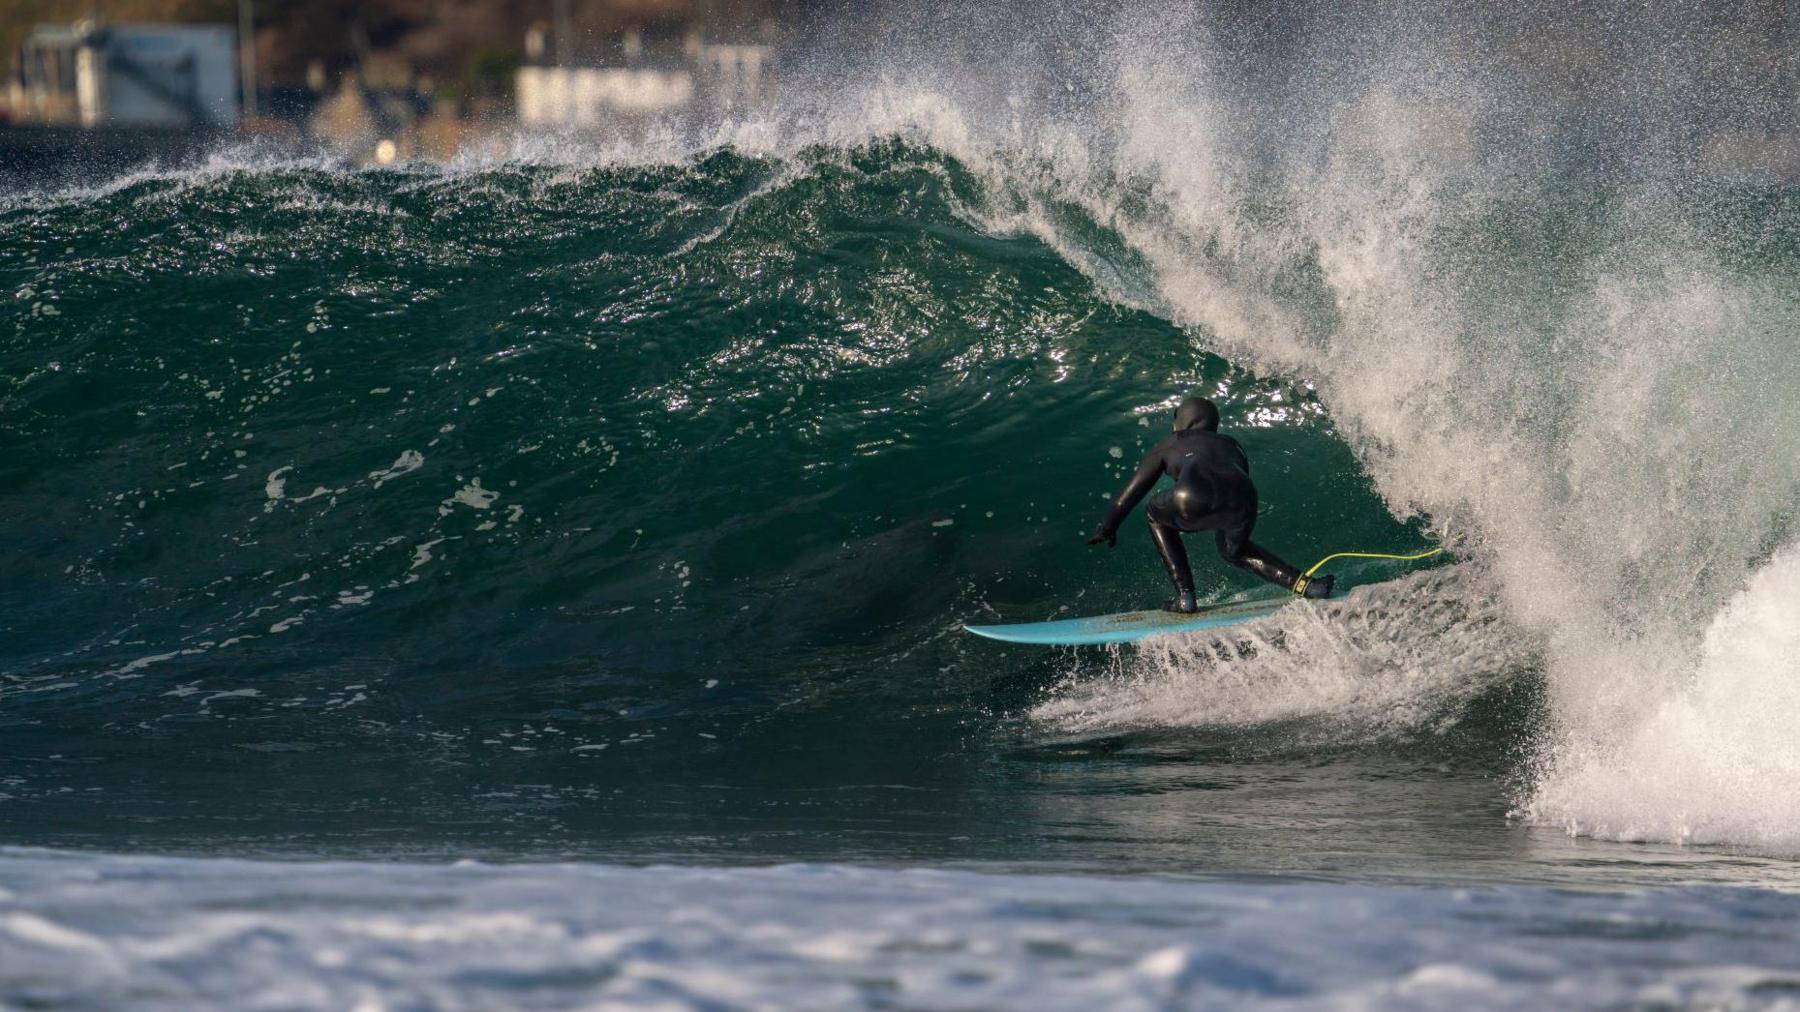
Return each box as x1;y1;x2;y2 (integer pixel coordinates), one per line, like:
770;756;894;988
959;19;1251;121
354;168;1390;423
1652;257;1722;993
1085;529;1116;548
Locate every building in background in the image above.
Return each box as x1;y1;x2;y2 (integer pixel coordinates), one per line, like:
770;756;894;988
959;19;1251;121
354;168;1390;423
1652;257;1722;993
10;20;239;129
308;50;429;165
4;1;1787;183
516;19;775;131
2;18;243;182
1;2;791;179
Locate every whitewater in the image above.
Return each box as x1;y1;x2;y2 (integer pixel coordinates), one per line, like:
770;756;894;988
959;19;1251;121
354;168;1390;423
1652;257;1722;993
9;849;1800;1010
6;0;1800;1006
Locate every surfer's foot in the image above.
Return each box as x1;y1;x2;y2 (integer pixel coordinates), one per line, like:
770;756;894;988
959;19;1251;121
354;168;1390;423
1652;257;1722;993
1295;573;1335;599
1162;591;1199;614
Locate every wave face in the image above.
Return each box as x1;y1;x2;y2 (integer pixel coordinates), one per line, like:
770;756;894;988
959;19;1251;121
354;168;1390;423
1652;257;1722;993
3;0;1800;865
0;146;1466;863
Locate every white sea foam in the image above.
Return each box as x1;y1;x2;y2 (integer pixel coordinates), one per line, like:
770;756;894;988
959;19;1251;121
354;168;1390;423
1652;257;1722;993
262;466;291;511
1;849;1798;1010
367;450;425;488
446;478;499;511
1525;541;1800;847
1032;567;1535;741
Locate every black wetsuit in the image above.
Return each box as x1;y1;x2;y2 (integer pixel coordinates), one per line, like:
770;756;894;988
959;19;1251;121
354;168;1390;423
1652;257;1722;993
1092;425;1305;601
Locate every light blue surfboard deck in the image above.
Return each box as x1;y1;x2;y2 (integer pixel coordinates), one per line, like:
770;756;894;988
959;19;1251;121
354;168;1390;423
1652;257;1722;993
964;595;1296;646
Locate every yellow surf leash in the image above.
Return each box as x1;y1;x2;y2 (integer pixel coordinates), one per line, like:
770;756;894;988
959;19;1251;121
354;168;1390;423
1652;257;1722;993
1300;534;1464;580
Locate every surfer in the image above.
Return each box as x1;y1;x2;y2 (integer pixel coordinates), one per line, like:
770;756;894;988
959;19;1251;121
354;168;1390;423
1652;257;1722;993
1086;396;1334;612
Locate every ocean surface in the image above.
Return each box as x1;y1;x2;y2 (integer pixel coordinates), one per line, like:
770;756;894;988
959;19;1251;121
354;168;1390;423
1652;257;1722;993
5;3;1800;1005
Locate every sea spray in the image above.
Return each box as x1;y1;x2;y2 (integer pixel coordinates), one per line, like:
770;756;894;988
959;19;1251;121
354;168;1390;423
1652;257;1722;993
1031;565;1535;740
882;5;1800;848
1525;540;1800;847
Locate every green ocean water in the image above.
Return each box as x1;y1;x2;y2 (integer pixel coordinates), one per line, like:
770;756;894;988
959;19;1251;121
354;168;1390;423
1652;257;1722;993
2;135;1799;888
0;145;1515;862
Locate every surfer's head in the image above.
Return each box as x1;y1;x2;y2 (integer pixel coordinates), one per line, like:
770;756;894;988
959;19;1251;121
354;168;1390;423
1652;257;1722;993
1172;396;1219;432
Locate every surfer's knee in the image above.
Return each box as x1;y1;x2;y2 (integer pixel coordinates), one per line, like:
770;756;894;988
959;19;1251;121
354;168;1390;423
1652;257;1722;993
1144;494;1177;530
1215;527;1250;564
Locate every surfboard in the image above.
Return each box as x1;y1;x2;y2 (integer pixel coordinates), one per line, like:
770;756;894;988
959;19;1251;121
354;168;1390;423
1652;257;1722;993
963;594;1296;646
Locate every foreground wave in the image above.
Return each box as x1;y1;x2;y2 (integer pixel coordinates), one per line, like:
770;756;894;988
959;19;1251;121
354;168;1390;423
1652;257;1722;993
3;848;1799;1010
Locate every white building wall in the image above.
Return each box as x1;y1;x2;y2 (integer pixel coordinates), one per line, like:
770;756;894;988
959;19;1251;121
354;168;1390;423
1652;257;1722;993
697;44;773;106
77;25;240;128
516;67;695;126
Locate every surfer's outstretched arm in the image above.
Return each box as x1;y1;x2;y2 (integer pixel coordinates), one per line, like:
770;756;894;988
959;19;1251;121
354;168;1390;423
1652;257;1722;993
1085;439;1169;548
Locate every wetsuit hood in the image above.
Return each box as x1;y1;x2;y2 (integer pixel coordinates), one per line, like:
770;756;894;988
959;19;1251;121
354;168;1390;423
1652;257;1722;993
1173;396;1219;432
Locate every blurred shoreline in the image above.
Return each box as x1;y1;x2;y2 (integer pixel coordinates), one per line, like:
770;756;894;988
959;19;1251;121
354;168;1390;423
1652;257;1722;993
5;1;1800;188
1;0;786;184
